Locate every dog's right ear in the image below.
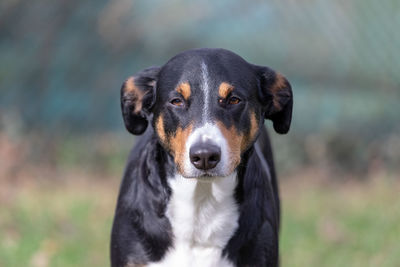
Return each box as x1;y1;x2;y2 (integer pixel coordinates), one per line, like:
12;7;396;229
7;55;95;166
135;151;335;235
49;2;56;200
121;66;160;135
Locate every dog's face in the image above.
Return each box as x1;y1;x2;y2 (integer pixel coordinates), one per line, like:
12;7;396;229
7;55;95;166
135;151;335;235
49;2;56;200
121;49;292;178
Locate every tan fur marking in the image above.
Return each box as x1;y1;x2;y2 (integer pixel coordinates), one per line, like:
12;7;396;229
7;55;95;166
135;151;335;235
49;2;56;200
176;82;191;100
123;77;145;114
169;124;193;172
218;82;234;99
240;112;259;151
216;122;242;174
270;73;286;110
249;112;258;140
217;112;259;173
155;115;167;144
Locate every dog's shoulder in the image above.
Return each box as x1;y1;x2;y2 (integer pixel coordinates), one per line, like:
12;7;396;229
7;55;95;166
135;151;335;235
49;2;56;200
111;129;174;266
221;126;279;266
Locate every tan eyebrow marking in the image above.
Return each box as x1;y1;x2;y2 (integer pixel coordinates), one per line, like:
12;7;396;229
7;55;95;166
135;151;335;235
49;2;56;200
218;82;234;99
176;82;191;100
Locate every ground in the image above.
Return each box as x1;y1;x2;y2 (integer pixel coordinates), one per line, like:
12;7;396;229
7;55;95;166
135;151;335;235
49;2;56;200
1;170;399;267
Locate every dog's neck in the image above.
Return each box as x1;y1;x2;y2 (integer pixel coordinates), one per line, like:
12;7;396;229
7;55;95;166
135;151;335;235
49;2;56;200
158;173;239;266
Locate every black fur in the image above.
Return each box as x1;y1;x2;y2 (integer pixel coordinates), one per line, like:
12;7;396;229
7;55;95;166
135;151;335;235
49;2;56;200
111;129;174;265
121;67;160;135
223;129;279;266
111;48;293;267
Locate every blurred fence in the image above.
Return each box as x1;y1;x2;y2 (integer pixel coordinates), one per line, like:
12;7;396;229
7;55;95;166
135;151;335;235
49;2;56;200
0;0;399;176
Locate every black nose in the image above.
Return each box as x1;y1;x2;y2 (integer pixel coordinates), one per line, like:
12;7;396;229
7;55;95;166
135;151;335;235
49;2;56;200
189;143;221;170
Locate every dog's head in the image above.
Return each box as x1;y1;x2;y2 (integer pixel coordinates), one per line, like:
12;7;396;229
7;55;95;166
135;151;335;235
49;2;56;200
121;48;292;178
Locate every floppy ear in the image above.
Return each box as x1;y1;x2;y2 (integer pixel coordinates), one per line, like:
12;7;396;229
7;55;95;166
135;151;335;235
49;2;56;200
121;66;160;135
256;66;293;134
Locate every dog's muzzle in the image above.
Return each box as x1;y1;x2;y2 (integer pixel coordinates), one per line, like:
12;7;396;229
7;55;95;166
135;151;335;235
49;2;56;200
189;142;221;170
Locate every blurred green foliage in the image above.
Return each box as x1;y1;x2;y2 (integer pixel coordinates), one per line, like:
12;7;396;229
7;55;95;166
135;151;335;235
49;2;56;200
0;0;399;174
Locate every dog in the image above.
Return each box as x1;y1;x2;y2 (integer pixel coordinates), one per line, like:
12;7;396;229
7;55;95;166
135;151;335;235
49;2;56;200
111;48;293;267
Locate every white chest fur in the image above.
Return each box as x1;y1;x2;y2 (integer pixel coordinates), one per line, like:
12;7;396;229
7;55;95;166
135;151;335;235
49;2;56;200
148;173;239;267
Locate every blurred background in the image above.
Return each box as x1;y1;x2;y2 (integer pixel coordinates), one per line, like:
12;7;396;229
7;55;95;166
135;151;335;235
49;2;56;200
1;0;399;266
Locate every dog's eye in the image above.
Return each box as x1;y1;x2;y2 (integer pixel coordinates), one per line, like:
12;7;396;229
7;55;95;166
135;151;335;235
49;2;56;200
170;98;184;107
228;96;241;105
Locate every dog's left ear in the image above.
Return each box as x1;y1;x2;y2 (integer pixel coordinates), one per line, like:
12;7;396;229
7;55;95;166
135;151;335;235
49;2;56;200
255;66;293;134
121;66;160;135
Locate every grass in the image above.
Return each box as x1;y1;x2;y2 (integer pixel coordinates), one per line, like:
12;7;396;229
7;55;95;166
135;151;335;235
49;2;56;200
1;172;399;267
0;177;117;267
280;173;400;267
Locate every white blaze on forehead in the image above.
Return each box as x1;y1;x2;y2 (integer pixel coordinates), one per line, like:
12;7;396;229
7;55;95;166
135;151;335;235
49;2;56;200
180;62;233;178
201;61;211;122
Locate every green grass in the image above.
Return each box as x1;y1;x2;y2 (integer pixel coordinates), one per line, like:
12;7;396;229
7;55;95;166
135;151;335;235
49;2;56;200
0;180;117;267
280;176;400;267
1;175;399;267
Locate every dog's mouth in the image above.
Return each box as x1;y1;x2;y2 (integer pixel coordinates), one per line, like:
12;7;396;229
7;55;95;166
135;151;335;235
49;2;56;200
182;172;214;179
180;168;234;180
178;154;239;179
193;175;216;182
